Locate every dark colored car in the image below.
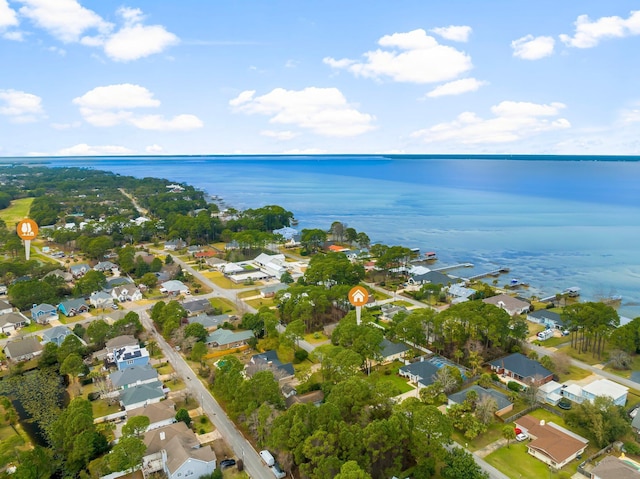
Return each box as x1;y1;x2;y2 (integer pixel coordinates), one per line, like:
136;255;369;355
220;459;236;470
558;399;572;410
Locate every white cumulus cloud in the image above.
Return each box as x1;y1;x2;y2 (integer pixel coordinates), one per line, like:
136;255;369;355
560;10;640;48
57;143;133;156
0;89;45;123
146;144;164;153
411;100;570;144
511;35;555;60
0;0;18;28
426;78;487;98
230;87;376;137
323;28;472;84
261;130;298;140
431;25;472;42
17;0;112;43
73;83;202;131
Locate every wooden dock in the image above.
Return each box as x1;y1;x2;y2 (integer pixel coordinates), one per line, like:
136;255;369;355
463;266;510;281
431;263;474;273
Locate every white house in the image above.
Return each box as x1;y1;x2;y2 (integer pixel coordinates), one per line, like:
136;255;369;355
143;422;217;479
111;284;143;302
562;378;628;406
90;291;114;309
483;294;531;316
159;280;190;296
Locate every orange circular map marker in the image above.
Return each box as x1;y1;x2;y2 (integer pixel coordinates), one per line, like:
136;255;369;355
348;285;369;307
17;218;38;240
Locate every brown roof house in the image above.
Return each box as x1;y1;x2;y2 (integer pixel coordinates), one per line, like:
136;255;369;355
483;293;531;316
515;415;588;469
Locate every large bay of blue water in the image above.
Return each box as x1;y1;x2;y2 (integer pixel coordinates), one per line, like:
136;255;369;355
29;155;640;319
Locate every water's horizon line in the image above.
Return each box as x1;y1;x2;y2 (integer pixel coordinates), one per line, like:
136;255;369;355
2;153;640;162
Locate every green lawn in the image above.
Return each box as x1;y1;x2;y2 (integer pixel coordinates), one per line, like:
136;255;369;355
155;362;175;375
370;361;414;394
304;331;329;344
193;415;215;434
452;420;505;452
237;289;260;299
485;442;575;479
557;345;607;365
556;365;592;383
165;378;187;392
604;354;640;379
91;399;121;418
209;297;239;315
202;271;258;289
0;197;34;226
245;298;274;309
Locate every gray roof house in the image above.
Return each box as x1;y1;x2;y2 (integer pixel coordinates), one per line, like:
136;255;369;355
205;329;254;349
94;261;117;272
0;299;13;315
109;364;159;389
0;312;29;335
489;353;553;386
379;339;410;363
398;361;441;388
111;284;143;302
45;269;73;282
527;310;566;330
57;298;89;317
30;303;58;324
182;299;212;315
119;380;165;410
246;350;295;380
90;291;114;309
69;263;91;278
159;280;190;296
483;294;531;316
408;271;459;286
448;385;514;416
187;313;229;330
589;455;640;479
41;325;78;347
4;337;43;361
106;335;138;353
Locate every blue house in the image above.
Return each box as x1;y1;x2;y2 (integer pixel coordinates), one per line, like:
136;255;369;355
114;345;150;371
41;326;75;347
527;310;566;330
58;298;89;317
30;303;58;324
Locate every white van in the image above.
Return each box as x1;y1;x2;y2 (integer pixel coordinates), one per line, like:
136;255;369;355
537;329;554;341
260;450;275;467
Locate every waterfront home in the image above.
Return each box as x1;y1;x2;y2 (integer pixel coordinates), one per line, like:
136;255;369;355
127;400;177;432
187;313;229;331
143;422;217;479
114;344;150;371
89;291;114;309
0;312;29;335
448;385;513;417
489;353;553;386
41;325;77;347
562;378;628;406
119;380;165;411
0;300;13;315
408;270;458;287
57;298;89;317
527;310;566;330
515;415;588;469
446;283;477;304
398;360;440;388
109;364;159;389
30;303;57;324
205;328;254;350
483;294;531;316
3;337;43;361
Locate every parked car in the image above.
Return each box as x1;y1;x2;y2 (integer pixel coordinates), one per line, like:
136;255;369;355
220;459;236;470
516;432;529;441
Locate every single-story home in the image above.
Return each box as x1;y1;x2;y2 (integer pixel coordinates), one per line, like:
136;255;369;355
446;284;477;304
563;378;628;406
143;422;217;479
590;455;640;479
89;291;114;309
408;270;458;287
398;360;441;388
448;385;514;416
119;380;165;411
30;303;58;324
109;364;159;389
378;338;410;364
69;263;91;278
187;313;230;331
527;310;566;330
0;299;12;315
272;226;298;240
483;294;531;316
0;312;29;335
182;299;212;315
164;238;186;251
41;325;77;347
246;350;295;381
260;283;288;298
205;328;254;350
93;261;118;273
127;400;177;432
3;337;43;361
286;390;325;408
489;353;553;386
57;298;89;317
515;415;588;469
380;304;410;322
159;280;190;296
45;269;73;282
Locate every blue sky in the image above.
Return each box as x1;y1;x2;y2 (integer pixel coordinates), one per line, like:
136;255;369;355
1;0;640;156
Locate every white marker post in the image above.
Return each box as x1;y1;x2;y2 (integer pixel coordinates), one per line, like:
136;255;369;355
17;218;38;261
348;285;370;325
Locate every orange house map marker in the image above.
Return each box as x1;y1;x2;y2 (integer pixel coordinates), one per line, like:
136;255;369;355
17;218;38;260
349;285;369;325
